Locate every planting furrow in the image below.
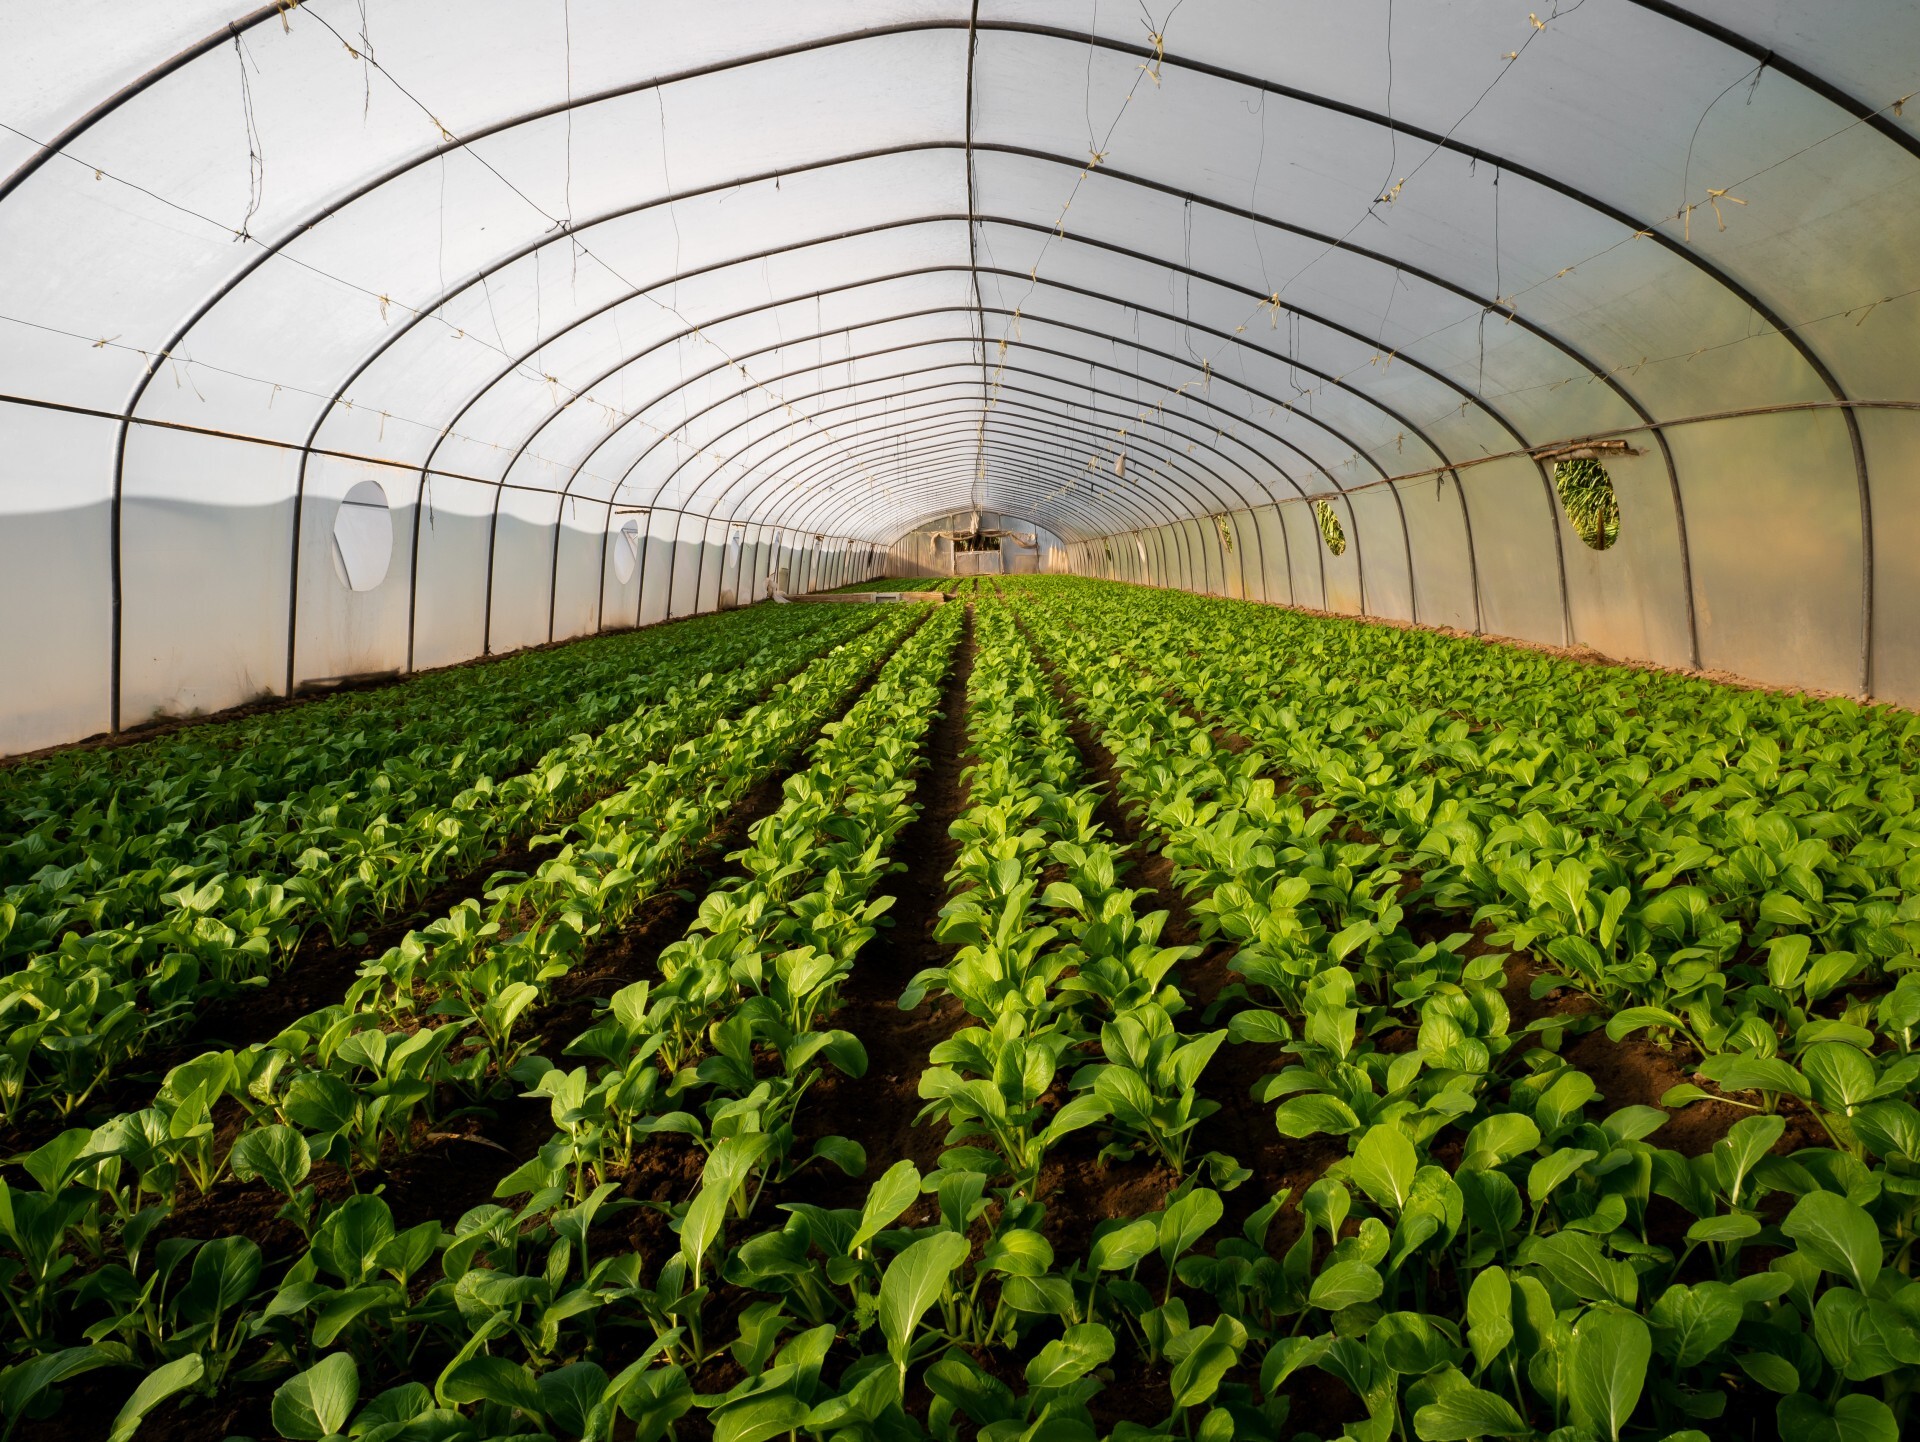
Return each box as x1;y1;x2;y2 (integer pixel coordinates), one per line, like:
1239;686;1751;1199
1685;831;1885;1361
908;598;1231;1194
774;600;980;1194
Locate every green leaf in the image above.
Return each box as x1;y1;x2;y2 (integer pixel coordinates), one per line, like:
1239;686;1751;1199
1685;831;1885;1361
440;1355;542;1416
1228;1009;1290;1045
714;1394;811;1442
809;1135;866;1177
0;1345;129;1422
980;1228;1052;1278
1025;1322;1115;1390
1801;1043;1876;1113
1734;1352;1799;1393
1260;1336;1332;1396
680;1135;762;1284
1157;1188;1223;1266
1272;1092;1360;1137
1568;1308;1650;1442
1852;1100;1920;1162
1776;1392;1900;1442
878;1231;970;1371
1168;1317;1242;1409
1661;1083;1717;1108
1714;1113;1785;1205
1466;1267;1514;1372
1373;1312;1457;1376
1460;1114;1541;1172
1648;1282;1743;1367
538;1362;610;1440
1698;1053;1810;1101
1812;1287;1899;1381
1605;1006;1687;1043
1413;1384;1530;1440
1781;1191;1881;1292
1089;1217;1158;1272
1309;1260;1384;1311
228;1124;312;1196
1041;1091;1110;1144
1685;1214;1761;1245
848;1159;920;1254
1350;1124;1417;1211
312;1193;394;1285
106;1354;204;1442
1527;1147;1597;1204
312;1282;402;1348
1525;1231;1637;1306
272;1353;360;1441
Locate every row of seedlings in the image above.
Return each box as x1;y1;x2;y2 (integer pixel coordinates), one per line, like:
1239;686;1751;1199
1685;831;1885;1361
0;604;834;954
901;597;1268;1436
0;607;924;1434
244;602;971;1439
1011;577;1918;1442
0;606;791;869
1099;584;1920;1089
0;606;882;1125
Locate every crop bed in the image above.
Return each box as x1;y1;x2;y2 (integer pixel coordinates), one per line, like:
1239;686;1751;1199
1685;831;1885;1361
1;577;1914;1442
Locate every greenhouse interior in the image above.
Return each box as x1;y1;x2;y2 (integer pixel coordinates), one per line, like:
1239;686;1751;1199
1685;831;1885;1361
4;3;1920;1439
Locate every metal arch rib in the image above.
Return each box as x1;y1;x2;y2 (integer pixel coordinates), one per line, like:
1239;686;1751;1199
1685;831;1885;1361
615;311;1354;515
1620;0;1920;166
761;456;1116;542
358;220;1513;628
665;385;1253;537
128;138;1627;698
608;330;1353;524
653;392;1195;539
705;371;1250;541
624;326;1409;608
718;406;1257;536
0;3;297;208
303;176;1531;530
62;14;1905;701
682;377;1294;529
287;164;1638;663
792;461;1124;546
591;326;1315;514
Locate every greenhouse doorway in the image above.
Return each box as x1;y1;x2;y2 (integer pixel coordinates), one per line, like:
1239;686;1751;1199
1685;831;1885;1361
953;548;1003;577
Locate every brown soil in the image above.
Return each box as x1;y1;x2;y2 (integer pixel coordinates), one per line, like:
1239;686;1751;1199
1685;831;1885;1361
773;603;977;1217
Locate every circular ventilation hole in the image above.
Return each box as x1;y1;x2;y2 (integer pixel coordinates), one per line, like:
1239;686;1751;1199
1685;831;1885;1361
1313;499;1347;556
612;516;642;583
330;480;392;591
1554;457;1621;551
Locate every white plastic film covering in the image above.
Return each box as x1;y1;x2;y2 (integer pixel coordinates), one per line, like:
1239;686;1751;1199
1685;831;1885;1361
3;1;1919;748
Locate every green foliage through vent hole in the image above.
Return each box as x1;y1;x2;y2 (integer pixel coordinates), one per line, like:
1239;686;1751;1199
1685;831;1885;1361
1555;456;1621;551
1312;499;1347;555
